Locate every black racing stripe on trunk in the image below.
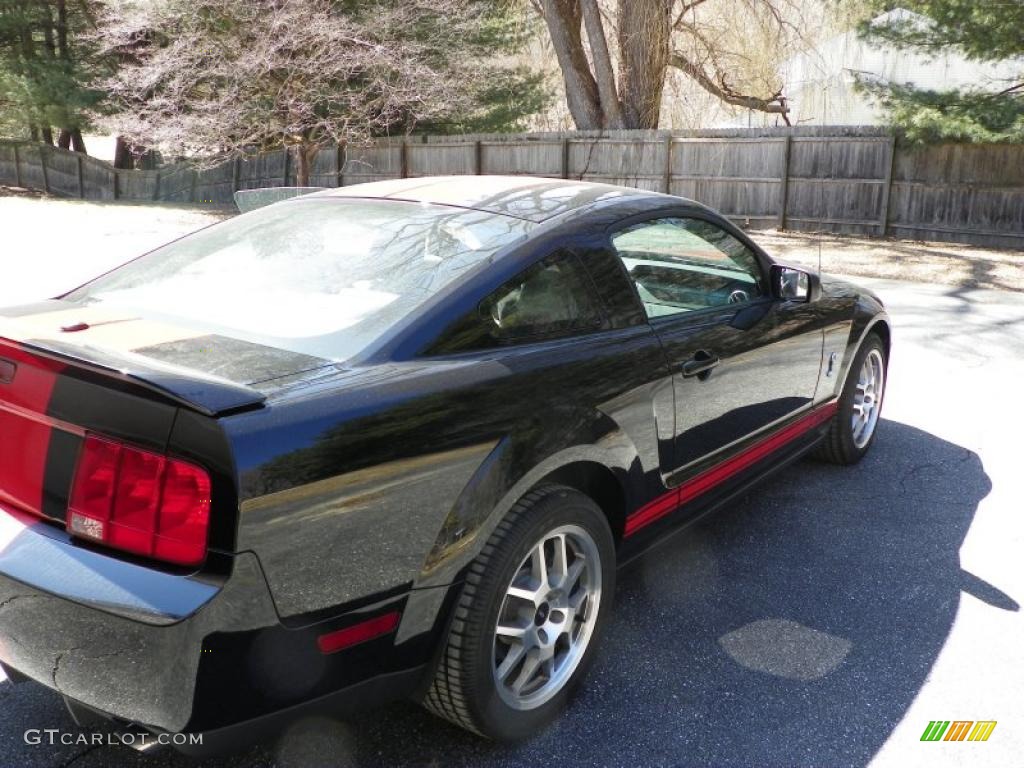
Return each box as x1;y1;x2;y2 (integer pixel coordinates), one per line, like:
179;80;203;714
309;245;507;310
132;335;328;385
46;372;177;454
41;429;82;521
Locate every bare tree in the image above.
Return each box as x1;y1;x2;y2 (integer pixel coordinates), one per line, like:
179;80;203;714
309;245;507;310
95;0;521;184
533;0;807;129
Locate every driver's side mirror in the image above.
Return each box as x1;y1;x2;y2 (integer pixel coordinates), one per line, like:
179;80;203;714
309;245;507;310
771;264;821;302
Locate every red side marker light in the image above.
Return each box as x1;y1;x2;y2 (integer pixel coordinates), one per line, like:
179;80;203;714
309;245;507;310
317;611;401;655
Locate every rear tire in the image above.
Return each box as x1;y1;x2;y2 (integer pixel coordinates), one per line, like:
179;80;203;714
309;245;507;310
423;485;615;740
814;332;887;465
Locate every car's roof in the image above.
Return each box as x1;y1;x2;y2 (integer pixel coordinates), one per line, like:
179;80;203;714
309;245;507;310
315;175;676;223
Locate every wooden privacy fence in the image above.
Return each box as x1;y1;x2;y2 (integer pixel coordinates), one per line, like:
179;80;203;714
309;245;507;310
1;128;1022;248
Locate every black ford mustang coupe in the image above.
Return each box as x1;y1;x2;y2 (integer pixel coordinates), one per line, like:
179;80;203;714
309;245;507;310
0;176;889;750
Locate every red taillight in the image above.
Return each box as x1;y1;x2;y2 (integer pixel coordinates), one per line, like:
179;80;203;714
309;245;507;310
68;435;211;566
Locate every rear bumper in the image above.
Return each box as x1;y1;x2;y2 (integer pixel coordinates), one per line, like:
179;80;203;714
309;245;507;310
0;504;451;739
0;504;278;732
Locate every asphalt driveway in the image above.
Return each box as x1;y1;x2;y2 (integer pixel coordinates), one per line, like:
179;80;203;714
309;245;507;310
0;236;1021;765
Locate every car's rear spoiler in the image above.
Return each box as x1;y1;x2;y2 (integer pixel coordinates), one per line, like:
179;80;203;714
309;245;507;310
0;329;266;417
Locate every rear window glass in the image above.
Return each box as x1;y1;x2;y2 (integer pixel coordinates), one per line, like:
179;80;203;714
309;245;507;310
64;199;535;359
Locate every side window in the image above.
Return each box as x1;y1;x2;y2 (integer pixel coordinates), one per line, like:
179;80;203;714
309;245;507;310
610;218;765;319
428;250;605;353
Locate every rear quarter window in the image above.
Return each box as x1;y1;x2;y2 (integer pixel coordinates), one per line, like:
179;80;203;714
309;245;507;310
428;250;607;354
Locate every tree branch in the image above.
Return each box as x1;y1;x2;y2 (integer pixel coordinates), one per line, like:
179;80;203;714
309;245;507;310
993;81;1024;98
670;50;790;120
672;0;708;30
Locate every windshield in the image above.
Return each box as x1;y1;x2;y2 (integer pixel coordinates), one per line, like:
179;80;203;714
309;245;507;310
65;198;535;360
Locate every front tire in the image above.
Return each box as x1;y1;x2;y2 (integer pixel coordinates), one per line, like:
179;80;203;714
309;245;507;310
423;485;615;740
815;332;887;465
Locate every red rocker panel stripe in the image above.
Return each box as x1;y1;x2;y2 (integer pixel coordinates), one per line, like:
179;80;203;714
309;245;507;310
624;400;839;537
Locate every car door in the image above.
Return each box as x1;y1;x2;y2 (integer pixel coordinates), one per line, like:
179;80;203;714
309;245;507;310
607;214;823;475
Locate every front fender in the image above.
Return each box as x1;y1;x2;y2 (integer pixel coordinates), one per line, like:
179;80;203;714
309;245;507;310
819;276;890;400
837;301;891;394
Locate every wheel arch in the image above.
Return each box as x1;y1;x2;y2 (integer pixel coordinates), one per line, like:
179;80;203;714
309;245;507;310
834;308;891;394
417;431;641;590
866;316;892;359
535;462;627;544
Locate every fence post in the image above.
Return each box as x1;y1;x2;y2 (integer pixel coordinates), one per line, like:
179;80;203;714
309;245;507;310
76;154;84;199
560;138;570;179
112;169;118;200
39;146;51;194
282;148;290;186
231;156;240;193
663;134;673;193
400;139;409;179
473;140;482;175
878;134;897;237
778;135;792;231
13;143;22;188
335;143;345;187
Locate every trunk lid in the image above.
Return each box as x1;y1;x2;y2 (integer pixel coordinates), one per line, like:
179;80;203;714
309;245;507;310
0;299;336;415
0;299;329;537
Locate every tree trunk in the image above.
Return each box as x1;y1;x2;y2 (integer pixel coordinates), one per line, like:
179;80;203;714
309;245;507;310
40;126;55;146
137;148;157;170
57;1;69;60
617;0;673;129
540;0;603;129
70;129;86;154
113;136;132;169
580;0;625;129
57;127;86;153
295;143;319;187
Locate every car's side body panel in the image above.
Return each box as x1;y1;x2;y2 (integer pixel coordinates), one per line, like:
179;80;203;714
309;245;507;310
227;322;671;620
652;298;825;471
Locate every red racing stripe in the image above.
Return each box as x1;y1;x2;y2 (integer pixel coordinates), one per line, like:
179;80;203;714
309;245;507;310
0;341;66;517
625;400;838;536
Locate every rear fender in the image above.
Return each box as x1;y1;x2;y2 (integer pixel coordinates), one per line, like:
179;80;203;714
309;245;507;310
416;406;642;589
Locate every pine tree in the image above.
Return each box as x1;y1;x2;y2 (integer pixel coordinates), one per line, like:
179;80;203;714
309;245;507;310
859;1;1024;144
0;1;104;150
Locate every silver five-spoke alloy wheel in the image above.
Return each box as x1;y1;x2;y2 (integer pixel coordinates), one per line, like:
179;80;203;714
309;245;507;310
492;524;602;710
852;348;885;448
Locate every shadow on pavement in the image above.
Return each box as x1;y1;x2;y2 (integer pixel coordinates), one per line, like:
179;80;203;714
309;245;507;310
0;420;1012;768
326;419;1003;768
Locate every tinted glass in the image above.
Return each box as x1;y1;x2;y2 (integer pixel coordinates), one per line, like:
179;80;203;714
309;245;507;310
65;199;535;359
611;218;764;319
431;251;605;353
